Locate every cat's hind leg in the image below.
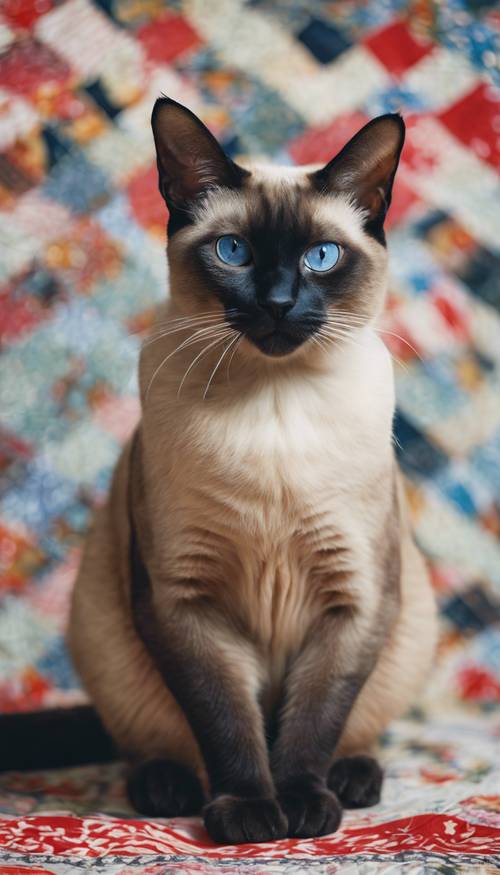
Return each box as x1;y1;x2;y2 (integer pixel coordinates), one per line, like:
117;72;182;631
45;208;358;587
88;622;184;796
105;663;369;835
127;759;205;817
327;754;383;808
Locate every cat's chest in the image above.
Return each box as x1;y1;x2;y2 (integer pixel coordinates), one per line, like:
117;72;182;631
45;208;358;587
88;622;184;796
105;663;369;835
181;364;391;508
151;335;393;599
160;374;389;591
238;511;359;657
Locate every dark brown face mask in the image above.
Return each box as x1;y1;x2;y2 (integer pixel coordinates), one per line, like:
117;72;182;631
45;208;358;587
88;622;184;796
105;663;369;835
151;98;405;356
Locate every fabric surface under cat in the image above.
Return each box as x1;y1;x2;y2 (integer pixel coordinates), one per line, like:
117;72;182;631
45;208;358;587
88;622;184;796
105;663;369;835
4;99;438;845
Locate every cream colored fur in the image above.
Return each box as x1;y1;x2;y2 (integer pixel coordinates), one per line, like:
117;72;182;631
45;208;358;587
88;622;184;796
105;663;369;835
69;164;437;787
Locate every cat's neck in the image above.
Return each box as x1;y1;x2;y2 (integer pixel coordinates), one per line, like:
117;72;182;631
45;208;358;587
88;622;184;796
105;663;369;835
139;301;390;420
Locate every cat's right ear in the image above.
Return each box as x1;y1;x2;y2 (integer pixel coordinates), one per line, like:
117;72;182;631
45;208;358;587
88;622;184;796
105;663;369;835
151;98;248;215
310;114;405;243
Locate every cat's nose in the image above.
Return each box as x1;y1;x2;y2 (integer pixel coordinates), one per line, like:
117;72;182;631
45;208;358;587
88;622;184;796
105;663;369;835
262;290;295;320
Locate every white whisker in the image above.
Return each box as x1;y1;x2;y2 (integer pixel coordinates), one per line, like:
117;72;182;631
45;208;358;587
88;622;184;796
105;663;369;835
145;325;231;402
177;332;235;399
226;333;244;384
325;319;367;330
322;323;410;373
375;329;423;363
309;333;329;355
318;327;364;352
393;433;403;452
320;325;359;340
325;312;423;362
143;319;228;349
203;332;240;400
154;308;238;327
143;309;239;343
326;309;368;321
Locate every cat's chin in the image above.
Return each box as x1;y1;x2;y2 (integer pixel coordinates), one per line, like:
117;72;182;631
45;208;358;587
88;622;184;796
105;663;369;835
249;331;309;358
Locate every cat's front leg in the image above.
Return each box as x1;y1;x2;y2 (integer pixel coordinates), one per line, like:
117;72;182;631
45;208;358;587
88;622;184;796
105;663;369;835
271;606;387;839
133;580;287;844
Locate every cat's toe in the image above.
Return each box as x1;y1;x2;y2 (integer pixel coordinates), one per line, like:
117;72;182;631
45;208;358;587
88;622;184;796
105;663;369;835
328;755;383;808
279;783;342;839
203;795;288;844
127;758;205;817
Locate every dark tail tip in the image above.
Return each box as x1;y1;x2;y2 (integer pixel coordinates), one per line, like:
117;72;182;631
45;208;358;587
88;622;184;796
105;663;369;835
0;705;117;772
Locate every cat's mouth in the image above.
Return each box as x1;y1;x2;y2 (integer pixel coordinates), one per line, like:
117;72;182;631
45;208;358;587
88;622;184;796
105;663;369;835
242;320;322;357
251;328;308;357
226;311;321;357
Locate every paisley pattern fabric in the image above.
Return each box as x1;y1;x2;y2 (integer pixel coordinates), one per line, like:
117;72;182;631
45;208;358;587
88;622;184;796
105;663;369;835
0;0;499;870
0;712;499;872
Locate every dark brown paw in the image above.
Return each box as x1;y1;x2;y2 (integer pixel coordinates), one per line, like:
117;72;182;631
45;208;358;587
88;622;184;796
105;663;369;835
204;795;288;844
279;781;342;839
127;758;205;817
328;755;383;808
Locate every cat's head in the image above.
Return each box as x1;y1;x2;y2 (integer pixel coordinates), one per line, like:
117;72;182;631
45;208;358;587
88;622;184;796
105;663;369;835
151;97;404;360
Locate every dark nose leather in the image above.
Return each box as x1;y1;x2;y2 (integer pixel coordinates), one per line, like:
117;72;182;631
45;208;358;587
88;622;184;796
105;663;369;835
262;290;295;320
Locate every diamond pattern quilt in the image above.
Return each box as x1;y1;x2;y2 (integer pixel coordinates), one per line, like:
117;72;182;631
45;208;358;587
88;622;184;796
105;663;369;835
0;0;499;872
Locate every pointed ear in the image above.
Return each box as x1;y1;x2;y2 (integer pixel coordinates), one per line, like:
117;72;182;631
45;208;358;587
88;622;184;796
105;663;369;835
310;114;405;240
151;97;248;213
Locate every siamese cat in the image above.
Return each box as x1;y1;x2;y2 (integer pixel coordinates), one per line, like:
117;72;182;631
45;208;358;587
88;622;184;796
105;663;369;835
1;99;437;845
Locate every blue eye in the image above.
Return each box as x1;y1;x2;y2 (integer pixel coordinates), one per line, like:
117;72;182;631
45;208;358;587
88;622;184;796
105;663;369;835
216;235;251;266
304;242;341;272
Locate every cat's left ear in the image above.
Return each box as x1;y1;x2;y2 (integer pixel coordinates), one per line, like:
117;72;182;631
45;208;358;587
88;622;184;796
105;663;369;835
310;114;405;240
151;97;248;213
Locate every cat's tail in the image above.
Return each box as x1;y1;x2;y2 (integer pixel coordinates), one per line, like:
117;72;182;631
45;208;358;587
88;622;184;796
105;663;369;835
0;705;117;771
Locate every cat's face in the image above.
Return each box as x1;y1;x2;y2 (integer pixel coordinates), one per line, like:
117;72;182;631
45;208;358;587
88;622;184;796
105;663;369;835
152;99;405;360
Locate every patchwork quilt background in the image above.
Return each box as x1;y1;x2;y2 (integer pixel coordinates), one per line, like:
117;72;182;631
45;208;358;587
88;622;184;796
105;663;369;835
0;0;499;871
